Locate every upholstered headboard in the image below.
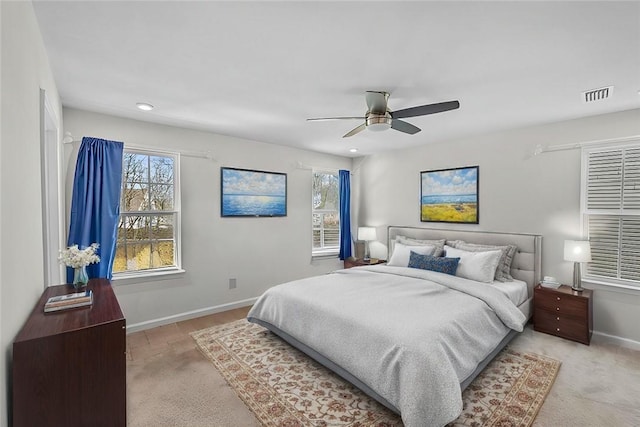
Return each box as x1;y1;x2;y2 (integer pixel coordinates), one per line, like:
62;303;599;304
388;226;542;299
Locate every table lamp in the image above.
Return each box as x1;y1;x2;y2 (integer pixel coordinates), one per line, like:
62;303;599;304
358;227;377;262
564;240;592;292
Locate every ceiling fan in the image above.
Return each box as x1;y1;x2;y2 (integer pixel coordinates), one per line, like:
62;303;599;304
307;91;460;138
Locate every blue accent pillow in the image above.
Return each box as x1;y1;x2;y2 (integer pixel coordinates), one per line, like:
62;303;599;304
408;251;460;276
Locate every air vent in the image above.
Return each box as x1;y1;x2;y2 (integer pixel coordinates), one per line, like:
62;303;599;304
582;86;614;103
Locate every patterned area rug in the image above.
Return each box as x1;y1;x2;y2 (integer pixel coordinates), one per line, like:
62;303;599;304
191;320;560;427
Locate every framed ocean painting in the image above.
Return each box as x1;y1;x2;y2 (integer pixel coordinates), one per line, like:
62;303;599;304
420;166;479;223
221;167;287;217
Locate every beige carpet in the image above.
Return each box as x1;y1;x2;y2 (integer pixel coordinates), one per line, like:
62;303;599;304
127;346;260;426
191;320;560;427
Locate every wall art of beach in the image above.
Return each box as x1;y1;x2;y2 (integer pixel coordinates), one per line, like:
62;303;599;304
222;169;286;216
421;167;478;223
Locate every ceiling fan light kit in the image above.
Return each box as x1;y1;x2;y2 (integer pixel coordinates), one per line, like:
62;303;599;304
307;91;460;138
365;113;392;131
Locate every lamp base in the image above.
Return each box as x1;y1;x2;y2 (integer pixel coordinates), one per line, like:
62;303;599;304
572;262;583;292
363;241;370;262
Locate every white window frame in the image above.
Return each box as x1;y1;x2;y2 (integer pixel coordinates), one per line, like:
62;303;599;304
312;169;340;258
113;148;183;282
581;139;640;290
40;89;66;287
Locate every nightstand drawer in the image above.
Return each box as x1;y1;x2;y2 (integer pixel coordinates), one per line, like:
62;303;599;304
534;290;587;318
344;258;386;269
534;309;590;344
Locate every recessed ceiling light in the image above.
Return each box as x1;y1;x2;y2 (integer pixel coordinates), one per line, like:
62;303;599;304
136;102;154;111
349;148;358;153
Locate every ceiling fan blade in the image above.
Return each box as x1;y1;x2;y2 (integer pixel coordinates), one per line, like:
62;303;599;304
391;100;460;119
343;123;366;138
391;119;421;135
365;91;389;114
307;116;365;122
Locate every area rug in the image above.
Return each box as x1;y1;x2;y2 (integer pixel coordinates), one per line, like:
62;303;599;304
191;320;560;427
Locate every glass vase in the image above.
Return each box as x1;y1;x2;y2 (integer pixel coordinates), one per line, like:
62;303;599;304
72;265;89;290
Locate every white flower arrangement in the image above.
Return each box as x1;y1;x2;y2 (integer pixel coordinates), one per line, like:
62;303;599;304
59;243;100;269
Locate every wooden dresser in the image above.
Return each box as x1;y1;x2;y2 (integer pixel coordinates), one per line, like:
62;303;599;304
13;279;126;427
533;284;593;345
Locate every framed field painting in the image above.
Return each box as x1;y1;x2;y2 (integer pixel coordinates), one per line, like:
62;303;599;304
420;166;479;223
221;167;287;217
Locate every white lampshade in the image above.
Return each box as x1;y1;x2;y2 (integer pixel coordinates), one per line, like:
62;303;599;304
358;227;377;241
564;240;592;263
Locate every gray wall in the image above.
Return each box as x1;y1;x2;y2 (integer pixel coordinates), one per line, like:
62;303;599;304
0;2;63;426
353;108;640;345
62;108;351;329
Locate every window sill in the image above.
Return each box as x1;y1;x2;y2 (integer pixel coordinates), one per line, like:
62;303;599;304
583;278;640;295
311;252;339;261
112;268;186;286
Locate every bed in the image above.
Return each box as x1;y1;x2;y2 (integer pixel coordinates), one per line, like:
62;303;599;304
247;226;542;427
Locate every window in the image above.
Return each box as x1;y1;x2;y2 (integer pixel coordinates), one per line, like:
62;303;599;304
114;150;180;275
312;170;340;256
582;142;640;288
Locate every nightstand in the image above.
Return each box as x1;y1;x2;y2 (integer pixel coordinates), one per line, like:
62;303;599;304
534;284;593;345
343;257;386;269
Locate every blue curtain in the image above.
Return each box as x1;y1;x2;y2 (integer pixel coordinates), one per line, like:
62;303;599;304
338;169;352;260
67;137;124;282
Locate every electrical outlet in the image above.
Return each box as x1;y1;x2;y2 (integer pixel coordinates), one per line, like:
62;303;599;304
229;278;237;289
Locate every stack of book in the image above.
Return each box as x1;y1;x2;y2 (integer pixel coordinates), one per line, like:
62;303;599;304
44;290;93;313
540;276;562;289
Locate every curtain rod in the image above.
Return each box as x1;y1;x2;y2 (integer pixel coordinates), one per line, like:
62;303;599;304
533;134;640;156
62;132;216;161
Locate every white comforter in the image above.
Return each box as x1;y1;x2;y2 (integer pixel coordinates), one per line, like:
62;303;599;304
247;265;527;427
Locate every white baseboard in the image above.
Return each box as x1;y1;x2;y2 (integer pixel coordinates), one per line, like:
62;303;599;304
126;297;258;333
592;330;640;351
126;301;640;353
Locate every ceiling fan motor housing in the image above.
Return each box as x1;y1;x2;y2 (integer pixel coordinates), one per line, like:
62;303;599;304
366;112;392;131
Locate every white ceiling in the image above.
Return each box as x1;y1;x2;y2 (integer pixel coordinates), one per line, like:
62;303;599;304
33;1;640;157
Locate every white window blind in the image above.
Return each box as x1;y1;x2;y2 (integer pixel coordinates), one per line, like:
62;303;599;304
585;150;623;210
583;143;640;288
623;149;640;209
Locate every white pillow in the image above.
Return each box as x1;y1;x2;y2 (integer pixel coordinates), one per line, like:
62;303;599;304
444;245;502;283
396;236;446;256
388;243;436;267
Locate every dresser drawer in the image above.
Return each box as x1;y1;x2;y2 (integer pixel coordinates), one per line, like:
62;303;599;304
534;289;587;318
534;309;590;344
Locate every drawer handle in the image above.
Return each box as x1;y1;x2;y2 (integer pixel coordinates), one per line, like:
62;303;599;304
556;317;560;321
556;297;561;301
556;328;560;332
556;307;560;311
